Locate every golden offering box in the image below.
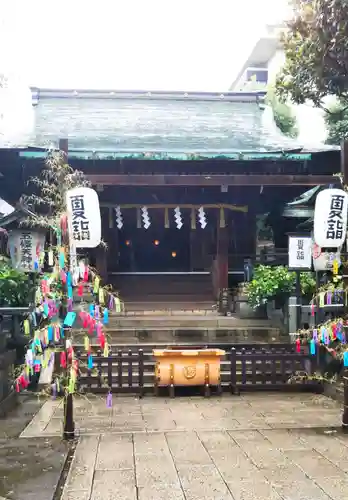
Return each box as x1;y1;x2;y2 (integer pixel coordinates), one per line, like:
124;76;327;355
153;348;225;396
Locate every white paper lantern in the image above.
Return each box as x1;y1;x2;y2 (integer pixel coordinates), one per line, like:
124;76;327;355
313;189;348;248
8;230;45;272
66;187;101;248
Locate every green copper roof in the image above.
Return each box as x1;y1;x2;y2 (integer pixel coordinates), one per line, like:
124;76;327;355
9;93;311;152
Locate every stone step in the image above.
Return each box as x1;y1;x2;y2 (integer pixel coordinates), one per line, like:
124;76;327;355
103;316;277;329
74;341;293;354
73;326;284;344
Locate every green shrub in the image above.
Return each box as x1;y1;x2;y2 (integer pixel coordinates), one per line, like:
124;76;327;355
246;265;315;309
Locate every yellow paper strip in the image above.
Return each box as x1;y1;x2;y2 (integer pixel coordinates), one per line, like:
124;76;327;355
23;319;30;335
99;288;105;305
93;277;100;294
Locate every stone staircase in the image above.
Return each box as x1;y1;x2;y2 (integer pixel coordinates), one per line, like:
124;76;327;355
111;274;215;313
72;275;288;345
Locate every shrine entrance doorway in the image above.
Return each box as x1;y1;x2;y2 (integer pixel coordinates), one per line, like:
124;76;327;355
118;225;191;273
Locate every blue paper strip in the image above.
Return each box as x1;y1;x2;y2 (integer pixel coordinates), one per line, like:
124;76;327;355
60;326;65;338
63;312;76;327
89;304;95;317
43;303;49;317
310;340;316;355
344;351;348;367
67;272;72;286
87;354;94;369
59;252;65;269
48;326;53;341
67;286;73;299
103;309;109;325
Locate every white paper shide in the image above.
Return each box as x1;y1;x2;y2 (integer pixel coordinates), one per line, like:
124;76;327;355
288;236;312;269
313;189;348;248
66;187;101;248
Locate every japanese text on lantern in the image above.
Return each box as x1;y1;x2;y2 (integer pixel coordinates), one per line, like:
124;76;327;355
70;195;90;242
326;194;345;241
19;233;32;269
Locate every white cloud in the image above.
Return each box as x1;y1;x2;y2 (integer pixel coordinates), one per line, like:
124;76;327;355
0;0;289;90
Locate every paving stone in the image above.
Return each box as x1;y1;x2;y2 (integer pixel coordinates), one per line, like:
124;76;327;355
96;434;134;470
90;470;136;500
284;449;344;478
61;490;91;500
314;476;348;500
137;484;185;500
63;435;99;492
166;431;212;465
134;433;171;456
135;455;180;488
227;479;282;500
259;429;308;450
272;480;332;500
20;400;61;438
177;464;234;499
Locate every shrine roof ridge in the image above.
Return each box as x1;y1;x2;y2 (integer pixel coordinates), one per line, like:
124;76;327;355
31;88;266;103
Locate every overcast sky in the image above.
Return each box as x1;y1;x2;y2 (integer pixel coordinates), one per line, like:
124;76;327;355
0;0;289;91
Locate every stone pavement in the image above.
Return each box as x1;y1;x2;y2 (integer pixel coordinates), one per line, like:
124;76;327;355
0;394;69;500
19;392;348;499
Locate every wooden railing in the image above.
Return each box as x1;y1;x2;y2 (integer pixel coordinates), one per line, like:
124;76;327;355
76;349;145;397
75;346;321;396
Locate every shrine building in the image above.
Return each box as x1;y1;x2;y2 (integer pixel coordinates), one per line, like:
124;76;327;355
0;88;341;309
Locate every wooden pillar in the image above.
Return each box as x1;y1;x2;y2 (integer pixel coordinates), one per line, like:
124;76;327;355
216;224;229;292
341;140;348;185
244;211;257;259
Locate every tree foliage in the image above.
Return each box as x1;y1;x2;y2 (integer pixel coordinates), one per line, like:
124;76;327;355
325;99;348;144
276;0;348;108
21;151;90;230
266;87;298;138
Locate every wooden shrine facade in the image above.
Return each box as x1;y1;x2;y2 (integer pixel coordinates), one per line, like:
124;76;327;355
0;142;342;297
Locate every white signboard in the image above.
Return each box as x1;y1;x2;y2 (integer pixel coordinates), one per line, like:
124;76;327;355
312;242;341;271
313;189;348;248
8;230;45;272
66;187;101;248
288;236;312;269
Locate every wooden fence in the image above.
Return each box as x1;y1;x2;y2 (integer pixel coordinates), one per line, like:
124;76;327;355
229;347;318;394
76;346;321;396
76;349;145;397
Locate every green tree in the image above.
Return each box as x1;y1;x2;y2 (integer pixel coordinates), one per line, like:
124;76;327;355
276;0;348;108
324;99;348;145
21;151;90;230
266;87;298;138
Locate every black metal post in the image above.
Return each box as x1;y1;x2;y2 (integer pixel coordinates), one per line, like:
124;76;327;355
63;391;75;440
